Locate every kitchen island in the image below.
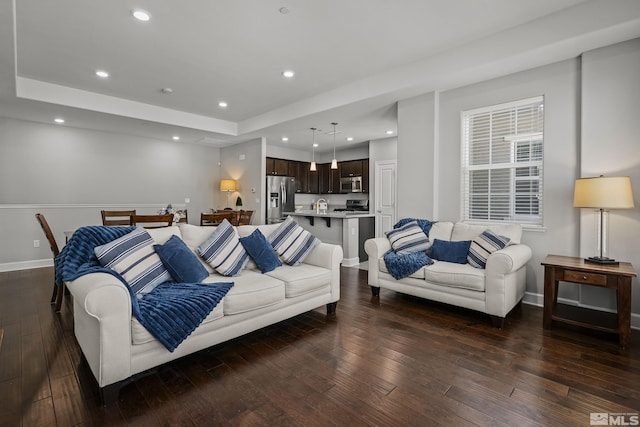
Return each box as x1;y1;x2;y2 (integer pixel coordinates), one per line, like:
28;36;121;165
284;210;375;266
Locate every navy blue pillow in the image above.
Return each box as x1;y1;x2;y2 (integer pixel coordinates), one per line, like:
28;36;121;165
240;229;282;273
430;239;472;264
154;235;209;283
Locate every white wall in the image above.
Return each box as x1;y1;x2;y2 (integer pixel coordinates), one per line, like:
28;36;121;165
0;117;221;269
580;38;640;311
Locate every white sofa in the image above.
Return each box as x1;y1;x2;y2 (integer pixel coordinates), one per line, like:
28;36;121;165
365;221;531;327
65;223;343;404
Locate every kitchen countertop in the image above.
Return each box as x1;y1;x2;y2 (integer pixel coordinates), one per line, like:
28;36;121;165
284;210;375;218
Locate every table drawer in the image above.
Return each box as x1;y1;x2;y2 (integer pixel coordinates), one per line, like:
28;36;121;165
563;270;607;286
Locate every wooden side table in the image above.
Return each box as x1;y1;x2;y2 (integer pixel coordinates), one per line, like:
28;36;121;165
541;254;636;348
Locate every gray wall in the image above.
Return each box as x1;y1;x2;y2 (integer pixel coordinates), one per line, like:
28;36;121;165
396;39;640;325
580;38;640;311
0;117;222;269
219;137;264;216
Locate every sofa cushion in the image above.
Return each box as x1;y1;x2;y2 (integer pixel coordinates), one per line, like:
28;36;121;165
451;222;522;244
269;216;320;265
178;224;219;273
146;226;181;245
239;229;282;273
154;235;209;283
424;261;486;292
385;220;431;254
265;264;331;297
467;230;511;269
428;222;454;242
94;227;171;297
197;219;249;276
430;239;471;264
204;270;285;315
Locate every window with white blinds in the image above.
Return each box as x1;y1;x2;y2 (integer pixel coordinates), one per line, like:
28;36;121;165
461;96;544;227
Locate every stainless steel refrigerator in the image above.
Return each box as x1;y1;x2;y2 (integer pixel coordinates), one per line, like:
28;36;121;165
266;176;296;224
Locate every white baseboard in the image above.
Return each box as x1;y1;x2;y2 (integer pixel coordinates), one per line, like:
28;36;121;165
523;291;640;330
0;259;53;272
341;257;360;267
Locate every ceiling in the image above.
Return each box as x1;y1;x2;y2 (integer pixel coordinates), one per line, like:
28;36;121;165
1;0;639;153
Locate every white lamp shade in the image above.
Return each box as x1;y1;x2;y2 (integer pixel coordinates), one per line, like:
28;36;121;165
330;158;338;169
220;179;237;192
310;161;317;171
573;176;634;209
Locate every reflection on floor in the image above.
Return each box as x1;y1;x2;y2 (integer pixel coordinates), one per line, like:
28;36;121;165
350;261;368;271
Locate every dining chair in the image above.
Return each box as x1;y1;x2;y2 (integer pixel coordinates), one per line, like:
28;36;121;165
238;210;255;226
176;209;188;224
132;214;174;228
214;209;240;226
101;209;136;226
35;213;64;311
200;212;235;226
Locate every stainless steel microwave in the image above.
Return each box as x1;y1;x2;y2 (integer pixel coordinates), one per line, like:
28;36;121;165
340;176;363;193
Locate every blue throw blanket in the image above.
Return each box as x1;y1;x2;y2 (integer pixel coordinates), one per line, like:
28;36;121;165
56;226;233;352
393;218;436;235
383;249;433;280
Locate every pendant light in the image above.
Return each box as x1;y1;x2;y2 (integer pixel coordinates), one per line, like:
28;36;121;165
309;127;317;171
330;122;338;169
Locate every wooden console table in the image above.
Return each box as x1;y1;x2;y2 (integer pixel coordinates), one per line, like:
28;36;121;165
541;254;636;348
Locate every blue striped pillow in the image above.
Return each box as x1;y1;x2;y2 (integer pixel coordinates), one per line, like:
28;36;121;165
196;219;249;276
467;229;511;269
268;217;319;266
94;227;171;297
385;220;430;254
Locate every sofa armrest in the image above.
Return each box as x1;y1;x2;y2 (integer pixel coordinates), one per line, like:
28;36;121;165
65;273;133;387
364;237;391;287
485;244;532;275
302;242;344;303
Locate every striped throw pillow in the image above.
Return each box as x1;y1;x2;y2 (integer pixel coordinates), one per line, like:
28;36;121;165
385;220;431;254
94;227;171;297
268;217;319;266
467;229;511;269
196;219;249;276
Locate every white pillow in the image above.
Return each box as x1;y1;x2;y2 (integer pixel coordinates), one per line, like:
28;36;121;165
94;227;171;297
268;217;319;265
385;220;431;254
196;219;249;276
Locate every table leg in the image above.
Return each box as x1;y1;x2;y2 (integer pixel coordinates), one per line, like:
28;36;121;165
617;276;632;349
543;266;556;329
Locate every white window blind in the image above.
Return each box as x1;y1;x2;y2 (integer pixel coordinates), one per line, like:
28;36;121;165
461;96;544;226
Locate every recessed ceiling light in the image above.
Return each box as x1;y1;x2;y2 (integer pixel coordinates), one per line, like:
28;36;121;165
132;9;151;22
313;143;318;147
282;70;295;78
346;137;354;141
95;70;109;78
172;136;180;141
218;101;228;108
161;87;173;94
386;130;394;135
53;118;65;124
281;137;289;142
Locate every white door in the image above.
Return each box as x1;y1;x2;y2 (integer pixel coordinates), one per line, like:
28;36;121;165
375;160;397;237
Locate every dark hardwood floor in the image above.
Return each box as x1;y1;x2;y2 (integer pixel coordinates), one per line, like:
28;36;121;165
1;266;639;426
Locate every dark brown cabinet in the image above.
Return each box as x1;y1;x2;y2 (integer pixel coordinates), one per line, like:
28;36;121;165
340;160;363;178
266;157;289;175
319;163;341;194
362;160;369;193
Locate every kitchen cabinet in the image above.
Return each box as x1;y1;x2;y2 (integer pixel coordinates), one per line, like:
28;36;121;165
319;163;341;194
289;161;308;192
362;160;369;193
340;160;363;178
266;157;289;175
308;165;319;194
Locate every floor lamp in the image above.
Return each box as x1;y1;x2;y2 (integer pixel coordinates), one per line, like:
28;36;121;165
220;179;237;209
573;175;634;265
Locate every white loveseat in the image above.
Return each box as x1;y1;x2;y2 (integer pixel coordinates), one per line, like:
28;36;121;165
66;223;343;404
365;221;531;327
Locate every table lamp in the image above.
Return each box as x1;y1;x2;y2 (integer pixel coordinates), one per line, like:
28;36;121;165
573;175;634;265
220;179;237;209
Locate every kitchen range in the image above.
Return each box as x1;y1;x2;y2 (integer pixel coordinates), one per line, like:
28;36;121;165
333;199;369;213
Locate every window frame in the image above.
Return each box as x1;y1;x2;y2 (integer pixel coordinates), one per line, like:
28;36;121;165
460;96;545;228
